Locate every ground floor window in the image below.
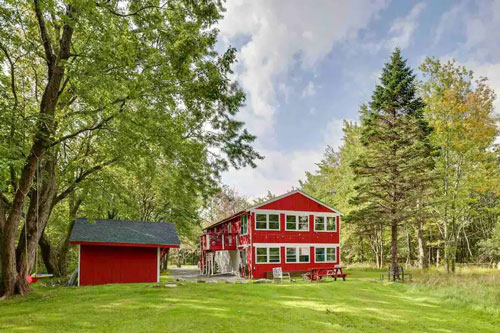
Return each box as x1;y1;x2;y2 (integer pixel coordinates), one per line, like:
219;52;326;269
256;247;280;263
315;247;336;263
285;247;310;263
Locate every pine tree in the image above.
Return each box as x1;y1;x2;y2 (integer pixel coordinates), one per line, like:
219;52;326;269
350;49;434;279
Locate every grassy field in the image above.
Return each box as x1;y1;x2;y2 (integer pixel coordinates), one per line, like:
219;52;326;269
1;267;500;332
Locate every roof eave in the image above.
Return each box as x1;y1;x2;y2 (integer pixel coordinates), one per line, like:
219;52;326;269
70;240;180;248
248;189;344;215
202;210;247;230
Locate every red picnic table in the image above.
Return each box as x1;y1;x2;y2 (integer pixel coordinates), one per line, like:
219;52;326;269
306;266;347;282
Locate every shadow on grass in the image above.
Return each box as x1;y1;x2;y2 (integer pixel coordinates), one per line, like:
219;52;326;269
2;273;500;332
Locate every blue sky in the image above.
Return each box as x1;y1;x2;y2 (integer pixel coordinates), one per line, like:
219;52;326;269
217;0;500;197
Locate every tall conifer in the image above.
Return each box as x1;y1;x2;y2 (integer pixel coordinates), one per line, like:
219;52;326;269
350;49;433;278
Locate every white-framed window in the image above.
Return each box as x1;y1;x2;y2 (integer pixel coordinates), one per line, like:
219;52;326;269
314;247;337;263
314;216;337;232
285;246;310;263
256;247;281;263
255;213;280;230
285;214;309;231
240;215;248;235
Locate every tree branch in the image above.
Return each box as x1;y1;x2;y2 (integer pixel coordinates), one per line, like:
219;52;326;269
33;0;54;65
0;43;18;106
50;97;128;147
52;158;118;206
57;4;74;61
101;2;167;17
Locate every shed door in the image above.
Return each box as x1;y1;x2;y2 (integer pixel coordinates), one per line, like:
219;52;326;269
80;245;157;286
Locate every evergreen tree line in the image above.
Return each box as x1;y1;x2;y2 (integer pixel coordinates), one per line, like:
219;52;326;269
301;49;500;273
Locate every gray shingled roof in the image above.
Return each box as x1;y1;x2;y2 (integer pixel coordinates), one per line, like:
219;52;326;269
70;218;180;246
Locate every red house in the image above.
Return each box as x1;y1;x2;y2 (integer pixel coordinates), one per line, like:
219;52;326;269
70;218;180;286
200;190;342;279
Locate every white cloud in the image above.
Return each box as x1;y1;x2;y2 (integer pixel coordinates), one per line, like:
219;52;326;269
462;0;500;60
434;0;500;62
222;148;324;198
222;117;353;197
468;62;500;114
301;81;317;98
434;2;466;45
434;0;500;140
386;2;426;50
218;0;388;197
218;0;388;140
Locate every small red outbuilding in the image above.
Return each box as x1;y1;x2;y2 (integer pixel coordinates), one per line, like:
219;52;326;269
70;218;180;286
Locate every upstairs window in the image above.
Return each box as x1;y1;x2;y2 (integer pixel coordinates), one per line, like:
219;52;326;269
314;216;336;232
240;215;248;235
255;213;280;230
286;214;309;231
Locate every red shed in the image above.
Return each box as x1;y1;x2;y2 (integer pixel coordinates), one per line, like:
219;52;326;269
70;218;180;286
200;190;343;279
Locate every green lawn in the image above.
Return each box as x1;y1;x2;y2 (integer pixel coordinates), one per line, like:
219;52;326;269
1;268;499;332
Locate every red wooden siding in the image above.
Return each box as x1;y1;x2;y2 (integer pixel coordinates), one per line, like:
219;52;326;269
251;246;340;279
80;245;157;286
256;192;335;212
251;213;340;244
200;191;341;279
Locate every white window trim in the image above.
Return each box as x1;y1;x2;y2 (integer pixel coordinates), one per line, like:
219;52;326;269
285;214;310;232
253;243;338;247
285;246;310;263
255;213;281;231
157;247;160;283
255;246;281;264
77;244;81;287
240;215;248;235
314;215;337;232
253;209;338;216
314;246;337;263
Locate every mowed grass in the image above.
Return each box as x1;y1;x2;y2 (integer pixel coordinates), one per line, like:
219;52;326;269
1;268;500;332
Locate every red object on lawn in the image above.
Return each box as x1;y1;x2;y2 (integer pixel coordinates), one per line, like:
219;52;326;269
26;275;39;284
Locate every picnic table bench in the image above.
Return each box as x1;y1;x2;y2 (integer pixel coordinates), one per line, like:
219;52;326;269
304;266;347;282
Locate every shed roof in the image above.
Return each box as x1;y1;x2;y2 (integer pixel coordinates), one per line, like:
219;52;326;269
70;218;180;247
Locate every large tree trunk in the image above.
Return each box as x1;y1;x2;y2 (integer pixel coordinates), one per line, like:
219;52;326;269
417;220;428;269
161;249;170;272
405;227;411;267
391;220;398;280
1;144;50;297
436;248;440;268
56;220;76;276
15;158;56;282
0;3;74;297
39;196;81;277
176;249;183;268
39;232;59;276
